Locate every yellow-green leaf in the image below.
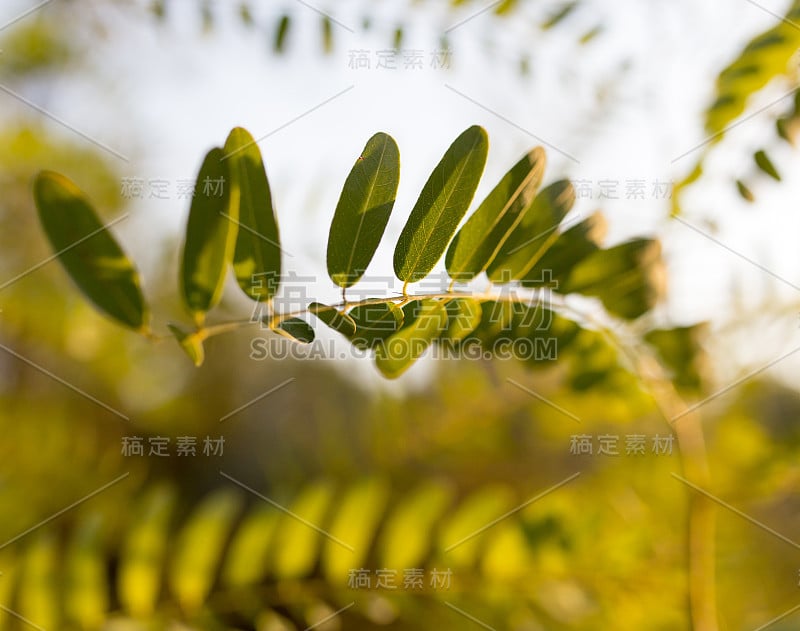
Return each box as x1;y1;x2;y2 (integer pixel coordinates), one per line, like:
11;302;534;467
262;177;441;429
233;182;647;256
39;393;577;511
224;127;282;302
323;479;390;584
180;147;237;325
168;489;243;611
221;506;280;588
272;481;335;579
379;481;453;570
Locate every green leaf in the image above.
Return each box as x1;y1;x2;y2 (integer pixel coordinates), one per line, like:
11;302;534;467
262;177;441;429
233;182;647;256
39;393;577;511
321;15;333;54
33;171;149;332
482;521;533;580
568;328;622;391
224;127;282;302
238;4;254;26
754;149;781;181
487;180;575;282
579;25;603;45
439;297;483;342
494;0;521;15
736;179;755;202
274;14;290;53
180;147;237;326
275;317;315;344
542;1;578;29
644;324;709;394
562;239;665;319
347;302;404;350
671;161;703;217
375;299;448;378
167;323;205;367
466;301;578;368
308;302;357;337
327;133;400;288
522;211;606;288
446;148;546;281
394;126;489;284
393;26;404;49
515;309;581;369
706;7;800;136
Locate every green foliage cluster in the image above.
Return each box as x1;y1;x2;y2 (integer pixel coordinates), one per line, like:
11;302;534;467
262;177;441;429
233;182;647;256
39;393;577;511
34;127;671;380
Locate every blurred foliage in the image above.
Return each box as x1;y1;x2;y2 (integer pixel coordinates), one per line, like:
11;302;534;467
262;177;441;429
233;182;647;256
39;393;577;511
146;0;597;70
674;0;800;211
0;18;72;76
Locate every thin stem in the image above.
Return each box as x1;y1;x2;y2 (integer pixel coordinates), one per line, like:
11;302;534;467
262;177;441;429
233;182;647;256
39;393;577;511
195;288;558;342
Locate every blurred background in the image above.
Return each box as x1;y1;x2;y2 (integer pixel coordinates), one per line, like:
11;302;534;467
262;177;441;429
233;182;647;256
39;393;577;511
0;1;799;629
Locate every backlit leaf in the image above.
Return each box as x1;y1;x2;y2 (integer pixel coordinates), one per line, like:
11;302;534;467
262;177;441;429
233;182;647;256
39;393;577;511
327;133;400;288
394;126;488;283
446;148;545;281
522;211;606;288
487;180;575;282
